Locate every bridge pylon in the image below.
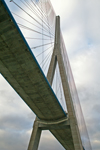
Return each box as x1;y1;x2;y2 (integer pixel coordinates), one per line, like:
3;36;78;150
28;16;83;150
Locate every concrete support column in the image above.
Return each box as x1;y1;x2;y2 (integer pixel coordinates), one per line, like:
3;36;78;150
27;118;42;150
47;16;83;150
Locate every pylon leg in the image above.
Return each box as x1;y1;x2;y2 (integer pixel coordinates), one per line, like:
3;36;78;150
27;118;42;150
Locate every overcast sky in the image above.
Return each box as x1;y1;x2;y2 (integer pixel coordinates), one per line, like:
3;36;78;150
0;0;100;150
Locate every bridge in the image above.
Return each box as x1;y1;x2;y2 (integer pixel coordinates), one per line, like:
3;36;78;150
0;0;92;150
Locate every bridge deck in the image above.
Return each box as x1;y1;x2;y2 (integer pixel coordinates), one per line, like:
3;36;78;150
0;0;66;121
0;1;75;149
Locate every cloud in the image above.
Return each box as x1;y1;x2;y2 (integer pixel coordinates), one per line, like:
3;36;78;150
0;75;35;150
0;128;30;150
1;0;100;150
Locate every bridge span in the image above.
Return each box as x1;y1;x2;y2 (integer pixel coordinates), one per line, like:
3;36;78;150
0;0;92;150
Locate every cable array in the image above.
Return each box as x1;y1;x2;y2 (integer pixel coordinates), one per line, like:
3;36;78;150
10;0;55;76
10;0;67;112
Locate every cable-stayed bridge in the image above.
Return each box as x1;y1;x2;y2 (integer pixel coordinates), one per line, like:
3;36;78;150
0;0;92;150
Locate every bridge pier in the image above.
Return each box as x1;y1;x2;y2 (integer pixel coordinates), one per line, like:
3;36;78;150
28;16;83;150
47;16;83;150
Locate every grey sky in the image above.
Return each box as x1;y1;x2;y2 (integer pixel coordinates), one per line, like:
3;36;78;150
0;0;100;150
